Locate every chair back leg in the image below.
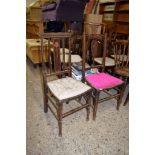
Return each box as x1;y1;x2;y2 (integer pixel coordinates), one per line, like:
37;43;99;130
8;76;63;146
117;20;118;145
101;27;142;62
124;93;129;106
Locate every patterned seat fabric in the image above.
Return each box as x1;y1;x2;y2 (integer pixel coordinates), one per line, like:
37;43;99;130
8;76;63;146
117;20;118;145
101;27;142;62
47;77;91;100
86;73;123;90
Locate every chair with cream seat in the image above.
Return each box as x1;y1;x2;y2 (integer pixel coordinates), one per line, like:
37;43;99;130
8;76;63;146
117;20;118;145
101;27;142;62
39;32;92;136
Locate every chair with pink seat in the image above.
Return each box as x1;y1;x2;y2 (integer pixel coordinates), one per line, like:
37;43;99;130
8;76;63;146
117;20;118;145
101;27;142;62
82;22;125;120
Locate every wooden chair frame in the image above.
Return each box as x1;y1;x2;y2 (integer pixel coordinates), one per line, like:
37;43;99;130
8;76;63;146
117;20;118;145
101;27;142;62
113;39;129;106
39;32;92;136
82;23;125;120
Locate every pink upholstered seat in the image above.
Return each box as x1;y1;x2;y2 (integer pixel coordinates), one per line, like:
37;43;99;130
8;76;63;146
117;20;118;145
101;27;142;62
86;73;123;90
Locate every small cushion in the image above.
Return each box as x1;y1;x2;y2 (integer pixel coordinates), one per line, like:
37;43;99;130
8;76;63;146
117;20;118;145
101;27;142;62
94;57;115;66
86;73;123;90
47;77;91;100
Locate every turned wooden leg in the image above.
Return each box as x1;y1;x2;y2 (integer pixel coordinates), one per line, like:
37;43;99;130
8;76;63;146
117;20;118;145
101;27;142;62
93;92;100;121
57;103;63;137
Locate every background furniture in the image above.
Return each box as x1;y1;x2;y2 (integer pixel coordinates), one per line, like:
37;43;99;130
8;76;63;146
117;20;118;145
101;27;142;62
26;39;50;66
99;0;115;31
113;39;129;106
39;32;92;136
99;0;129;38
110;0;129;40
26;20;44;39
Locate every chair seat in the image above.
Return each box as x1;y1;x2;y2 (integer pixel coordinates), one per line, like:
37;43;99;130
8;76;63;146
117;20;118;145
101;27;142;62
60;54;82;63
51;47;82;63
94;57;115;66
51;48;69;54
115;67;129;77
47;77;91;101
86;73;123;90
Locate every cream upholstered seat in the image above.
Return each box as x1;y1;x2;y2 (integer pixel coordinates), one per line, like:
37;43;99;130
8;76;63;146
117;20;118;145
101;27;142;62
94;57;115;66
51;48;82;63
60;54;82;63
47;77;91;101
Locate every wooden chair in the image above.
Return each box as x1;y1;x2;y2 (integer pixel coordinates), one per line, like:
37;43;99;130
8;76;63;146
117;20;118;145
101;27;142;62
82;22;125;120
113;39;129;106
85;22;116;72
39;32;92;136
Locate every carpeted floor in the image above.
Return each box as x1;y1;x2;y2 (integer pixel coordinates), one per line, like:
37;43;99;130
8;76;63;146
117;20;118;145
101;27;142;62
26;60;129;155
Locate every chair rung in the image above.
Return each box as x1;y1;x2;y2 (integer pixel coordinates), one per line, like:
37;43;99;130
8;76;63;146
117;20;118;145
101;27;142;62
47;94;58;110
48;104;58;120
62;103;89;118
99;94;119;103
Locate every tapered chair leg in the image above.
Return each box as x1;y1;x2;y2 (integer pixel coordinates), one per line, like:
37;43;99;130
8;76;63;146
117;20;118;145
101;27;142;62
57;103;63;137
117;84;126;110
124;93;129;106
44;86;48;113
44;94;48;113
86;96;91;121
93;92;100;120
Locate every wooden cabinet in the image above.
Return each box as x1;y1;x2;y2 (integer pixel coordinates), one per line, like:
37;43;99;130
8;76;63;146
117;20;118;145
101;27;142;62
113;0;129;36
99;0;116;31
99;0;129;36
99;1;115;21
26;20;44;39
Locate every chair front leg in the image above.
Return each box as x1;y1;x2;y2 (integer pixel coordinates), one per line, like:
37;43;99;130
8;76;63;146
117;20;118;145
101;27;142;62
57;103;63;137
93;91;100;120
124;92;129;106
86;95;91;121
117;83;126;110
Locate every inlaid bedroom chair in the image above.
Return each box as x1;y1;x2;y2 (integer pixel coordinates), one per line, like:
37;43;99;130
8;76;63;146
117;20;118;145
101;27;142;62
113;39;129;106
39;32;92;136
82;22;125;120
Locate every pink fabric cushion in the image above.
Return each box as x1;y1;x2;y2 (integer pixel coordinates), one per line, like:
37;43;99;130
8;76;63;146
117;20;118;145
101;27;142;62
86;73;123;89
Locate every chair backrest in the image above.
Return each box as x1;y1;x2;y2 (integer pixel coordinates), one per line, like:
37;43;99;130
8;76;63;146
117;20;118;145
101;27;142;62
82;22;108;81
113;39;129;69
39;32;73;78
